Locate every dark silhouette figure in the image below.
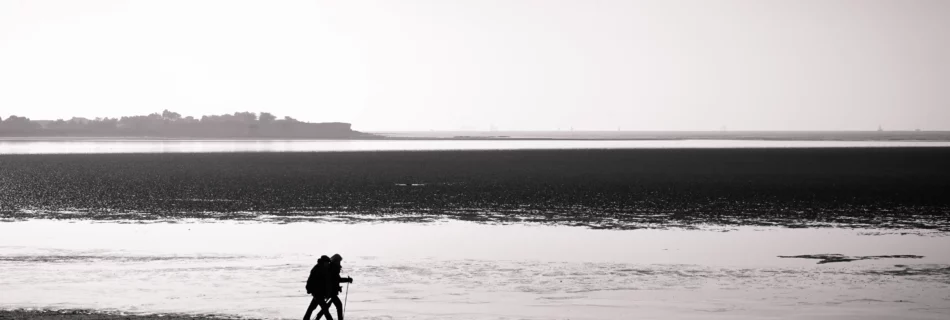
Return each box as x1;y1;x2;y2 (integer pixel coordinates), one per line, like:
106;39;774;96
303;256;333;320
321;254;354;320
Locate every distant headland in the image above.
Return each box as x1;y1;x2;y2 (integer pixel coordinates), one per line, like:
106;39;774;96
0;110;378;139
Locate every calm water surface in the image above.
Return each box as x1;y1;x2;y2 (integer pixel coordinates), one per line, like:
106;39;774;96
2;139;950;154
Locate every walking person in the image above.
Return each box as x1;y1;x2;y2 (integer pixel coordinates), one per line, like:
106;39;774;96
303;255;333;320
324;254;353;320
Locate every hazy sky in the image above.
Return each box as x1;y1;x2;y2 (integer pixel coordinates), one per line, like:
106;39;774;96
1;0;948;131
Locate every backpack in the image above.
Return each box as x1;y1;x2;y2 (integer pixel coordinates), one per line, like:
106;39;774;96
305;264;326;294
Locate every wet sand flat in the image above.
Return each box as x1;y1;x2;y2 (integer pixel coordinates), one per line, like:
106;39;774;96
1;220;949;320
0;310;240;320
2;148;949;230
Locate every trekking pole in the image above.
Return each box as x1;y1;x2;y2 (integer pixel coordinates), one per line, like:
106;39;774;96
343;282;350;315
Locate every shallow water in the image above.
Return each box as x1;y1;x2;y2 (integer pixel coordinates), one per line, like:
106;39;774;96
2;139;950;154
1;220;948;319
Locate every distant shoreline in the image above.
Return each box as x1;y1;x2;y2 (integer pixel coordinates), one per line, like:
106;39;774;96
374;130;950;142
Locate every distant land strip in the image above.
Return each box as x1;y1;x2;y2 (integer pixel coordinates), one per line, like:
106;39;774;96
4;111;950;141
0;110;377;139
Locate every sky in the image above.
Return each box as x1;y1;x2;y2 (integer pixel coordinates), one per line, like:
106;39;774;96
1;0;948;131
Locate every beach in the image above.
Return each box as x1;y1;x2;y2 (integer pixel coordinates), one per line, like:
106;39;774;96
5;0;949;317
1;220;948;320
2;146;950;319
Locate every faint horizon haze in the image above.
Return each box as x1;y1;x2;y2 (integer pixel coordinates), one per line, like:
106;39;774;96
2;0;948;131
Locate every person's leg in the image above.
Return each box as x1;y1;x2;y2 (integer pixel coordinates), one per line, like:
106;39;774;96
330;296;344;320
316;297;333;320
303;296;320;320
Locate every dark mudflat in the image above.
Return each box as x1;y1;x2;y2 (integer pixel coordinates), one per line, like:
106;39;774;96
1;148;949;230
778;254;925;264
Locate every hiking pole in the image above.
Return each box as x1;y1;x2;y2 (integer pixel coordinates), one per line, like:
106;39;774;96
343;282;350;315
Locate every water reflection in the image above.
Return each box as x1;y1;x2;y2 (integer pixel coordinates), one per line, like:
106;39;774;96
2;139;950;154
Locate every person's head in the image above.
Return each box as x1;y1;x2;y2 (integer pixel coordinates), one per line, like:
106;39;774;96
318;255;331;265
330;254;343;264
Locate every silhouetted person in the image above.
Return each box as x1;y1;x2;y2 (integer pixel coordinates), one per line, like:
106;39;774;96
323;254;353;320
303;255;333;320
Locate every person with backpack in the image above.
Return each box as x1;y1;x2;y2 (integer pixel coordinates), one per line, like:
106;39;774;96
324;254;353;320
303;255;333;320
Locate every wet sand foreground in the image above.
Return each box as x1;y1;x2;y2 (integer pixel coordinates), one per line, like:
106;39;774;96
1;148;949;230
2;220;949;319
0;310;239;320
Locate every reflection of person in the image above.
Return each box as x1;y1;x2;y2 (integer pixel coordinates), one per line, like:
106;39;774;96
324;254;353;320
303;256;332;320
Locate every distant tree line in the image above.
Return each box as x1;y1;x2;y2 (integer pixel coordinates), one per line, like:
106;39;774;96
0;110;375;139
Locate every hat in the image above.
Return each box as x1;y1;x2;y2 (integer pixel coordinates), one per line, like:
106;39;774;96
319;255;331;263
331;254;343;262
